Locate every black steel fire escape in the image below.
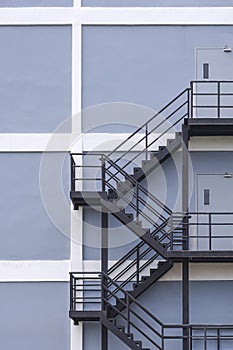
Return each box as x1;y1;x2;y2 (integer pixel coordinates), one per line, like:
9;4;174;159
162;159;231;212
69;81;233;350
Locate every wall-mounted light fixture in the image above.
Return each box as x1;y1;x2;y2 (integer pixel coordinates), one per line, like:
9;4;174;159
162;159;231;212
223;45;232;53
224;172;232;178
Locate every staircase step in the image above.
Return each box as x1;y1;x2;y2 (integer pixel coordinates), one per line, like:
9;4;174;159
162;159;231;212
141;160;150;168
141;275;149;282
133;167;142;175
108;188;118;200
166;138;174;146
150;151;158;160
117;180;134;192
118;325;125;332
127;333;134;340
124;212;134;221
116;298;126;308
108;318;117;326
134;340;142;347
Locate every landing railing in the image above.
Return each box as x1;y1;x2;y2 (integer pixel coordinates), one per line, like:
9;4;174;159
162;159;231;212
191;81;233;118
70;272;233;350
71;152;172;232
171;212;233;251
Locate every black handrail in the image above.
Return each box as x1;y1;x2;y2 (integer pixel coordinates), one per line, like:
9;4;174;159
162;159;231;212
105;93;189;180
107;88;190;158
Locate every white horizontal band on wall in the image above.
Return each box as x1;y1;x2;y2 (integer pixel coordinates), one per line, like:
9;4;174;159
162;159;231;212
0;260;70;282
0;8;232;25
2;260;233;282
1;134;233;152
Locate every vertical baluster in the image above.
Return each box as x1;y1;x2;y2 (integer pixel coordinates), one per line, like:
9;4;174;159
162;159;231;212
190;327;193;350
204;326;207;350
70;273;73;311
190;81;194;118
217;81;221;118
217;328;220;350
101;155;106;192
136;183;139;223
161;325;164;350
187;88;190;119
136;245;140;284
70;155;75;191
209;213;212;251
170;214;174;250
127;294;130;335
146;123;148;161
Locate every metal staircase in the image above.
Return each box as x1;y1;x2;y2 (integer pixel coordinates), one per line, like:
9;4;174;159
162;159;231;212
69;81;233;350
70;272;233;350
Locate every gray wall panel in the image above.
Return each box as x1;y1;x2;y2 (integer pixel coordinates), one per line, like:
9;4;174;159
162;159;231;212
0;153;70;260
82;25;233;131
83;206;138;260
0;26;71;132
0;0;73;6
82;0;232;6
0;282;70;350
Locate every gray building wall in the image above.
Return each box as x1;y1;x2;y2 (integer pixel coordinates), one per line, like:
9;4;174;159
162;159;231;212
0;0;73;7
0;153;70;260
0;282;70;350
82;25;233;131
82;0;233;6
0;25;71;133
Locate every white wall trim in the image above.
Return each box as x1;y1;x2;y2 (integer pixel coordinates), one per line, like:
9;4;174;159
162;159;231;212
0;134;75;152
0;8;232;25
0;260;70;282
1;134;233;152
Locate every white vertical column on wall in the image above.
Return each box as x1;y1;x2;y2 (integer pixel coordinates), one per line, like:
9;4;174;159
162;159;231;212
71;3;83;350
73;0;82;7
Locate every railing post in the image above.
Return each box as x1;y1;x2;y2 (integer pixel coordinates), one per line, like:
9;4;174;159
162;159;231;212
101;155;106;192
170;214;174;250
127;294;130;336
217;328;220;350
217;81;221;118
209;213;212;251
70;273;74;311
136;245;140;284
70;154;75;192
161;325;164;350
190;327;192;350
187;88;190;119
204;326;207;350
190;82;193;118
136;183;139;223
145;123;148;161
